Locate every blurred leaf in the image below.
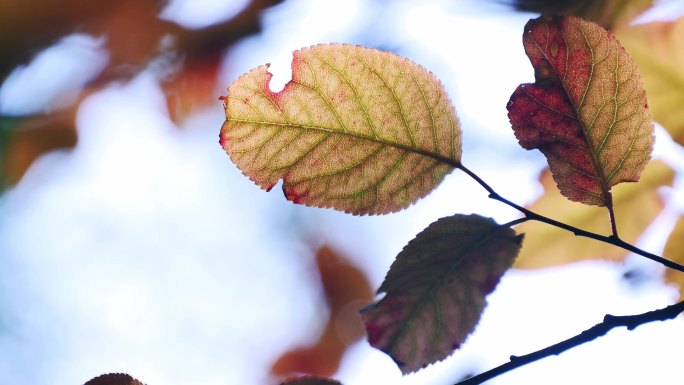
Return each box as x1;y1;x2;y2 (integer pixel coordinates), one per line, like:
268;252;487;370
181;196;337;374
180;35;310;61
220;44;462;215
616;17;684;147
1;109;77;186
508;16;654;207
514;160;674;269
84;373;144;385
506;0;652;29
360;214;522;373
280;376;342;385
664;217;684;301
271;245;373;378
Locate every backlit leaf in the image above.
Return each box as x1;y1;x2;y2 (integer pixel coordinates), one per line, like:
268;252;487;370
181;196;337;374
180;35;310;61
280;376;342;385
514;160;673;269
220;44;461;215
507;16;654;207
616;17;684;146
360;214;522;373
664;217;684;301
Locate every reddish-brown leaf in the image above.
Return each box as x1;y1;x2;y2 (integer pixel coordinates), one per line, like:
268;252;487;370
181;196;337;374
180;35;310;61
361;214;522;373
507;15;654;207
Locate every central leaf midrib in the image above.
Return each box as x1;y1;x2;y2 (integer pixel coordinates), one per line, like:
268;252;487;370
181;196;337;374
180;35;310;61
228;117;460;168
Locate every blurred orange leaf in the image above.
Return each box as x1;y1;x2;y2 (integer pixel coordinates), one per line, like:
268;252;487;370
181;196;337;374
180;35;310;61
270;245;373;378
616;17;684;147
514;160;674;269
664;217;684;301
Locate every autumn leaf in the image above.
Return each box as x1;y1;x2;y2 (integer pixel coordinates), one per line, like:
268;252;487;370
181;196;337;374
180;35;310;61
616;17;684;147
514;160;674;269
271;245;373;378
84;373;144;385
220;44;461;215
360;214;522;373
507;16;654;207
664;217;684;301
280;376;342;385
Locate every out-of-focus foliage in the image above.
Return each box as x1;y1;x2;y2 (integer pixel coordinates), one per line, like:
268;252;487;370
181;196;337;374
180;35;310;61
270;245;373;379
0;0;284;190
664;217;684;300
514;161;674;269
616;17;684;147
506;0;652;29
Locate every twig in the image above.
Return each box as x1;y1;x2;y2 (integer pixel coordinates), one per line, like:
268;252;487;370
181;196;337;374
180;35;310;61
455;300;684;385
455;163;684;274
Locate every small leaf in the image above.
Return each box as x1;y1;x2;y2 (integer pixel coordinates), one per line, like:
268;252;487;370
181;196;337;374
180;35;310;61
360;214;522;373
84;373;144;385
514;160;674;269
220;44;461;215
664;217;684;301
616;17;684;147
507;16;654;207
280;376;342;385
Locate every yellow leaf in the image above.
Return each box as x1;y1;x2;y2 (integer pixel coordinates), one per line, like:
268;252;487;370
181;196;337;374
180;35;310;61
664;217;684;300
616;17;684;146
514;160;674;269
220;44;461;215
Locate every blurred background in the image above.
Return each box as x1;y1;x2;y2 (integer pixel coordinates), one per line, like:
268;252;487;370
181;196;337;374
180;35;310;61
0;1;683;384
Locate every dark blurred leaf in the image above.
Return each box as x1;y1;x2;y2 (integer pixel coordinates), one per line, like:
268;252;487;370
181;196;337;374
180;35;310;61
84;373;144;385
271;245;373;378
505;0;652;29
280;376;342;385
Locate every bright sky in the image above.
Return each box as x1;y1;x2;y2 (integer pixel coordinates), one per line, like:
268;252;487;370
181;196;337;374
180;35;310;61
0;1;683;385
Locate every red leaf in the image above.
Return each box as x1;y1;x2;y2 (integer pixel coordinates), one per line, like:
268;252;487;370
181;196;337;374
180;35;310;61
507;16;653;207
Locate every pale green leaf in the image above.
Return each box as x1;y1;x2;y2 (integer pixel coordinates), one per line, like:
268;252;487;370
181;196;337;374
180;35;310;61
361;214;522;373
220;44;461;215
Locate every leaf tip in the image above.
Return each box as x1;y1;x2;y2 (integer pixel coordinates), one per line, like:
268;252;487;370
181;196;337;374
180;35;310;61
283;185;307;204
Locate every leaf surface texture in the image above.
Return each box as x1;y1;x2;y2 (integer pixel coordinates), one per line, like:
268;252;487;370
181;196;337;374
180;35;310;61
507;16;654;206
220;44;461;214
360;214;522;373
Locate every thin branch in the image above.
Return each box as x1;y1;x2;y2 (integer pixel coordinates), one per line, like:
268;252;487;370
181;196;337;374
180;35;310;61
455;300;684;385
455;163;684;274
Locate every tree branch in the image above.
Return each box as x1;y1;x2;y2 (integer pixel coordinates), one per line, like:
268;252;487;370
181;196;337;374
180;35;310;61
455;163;684;274
455;300;684;385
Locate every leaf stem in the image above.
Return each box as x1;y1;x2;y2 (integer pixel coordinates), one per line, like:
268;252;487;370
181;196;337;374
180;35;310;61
606;192;620;238
455;163;684;274
454;300;684;385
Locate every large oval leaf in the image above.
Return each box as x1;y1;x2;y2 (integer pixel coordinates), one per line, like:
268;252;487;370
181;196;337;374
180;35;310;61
507;15;654;207
360;214;523;373
220;44;461;215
